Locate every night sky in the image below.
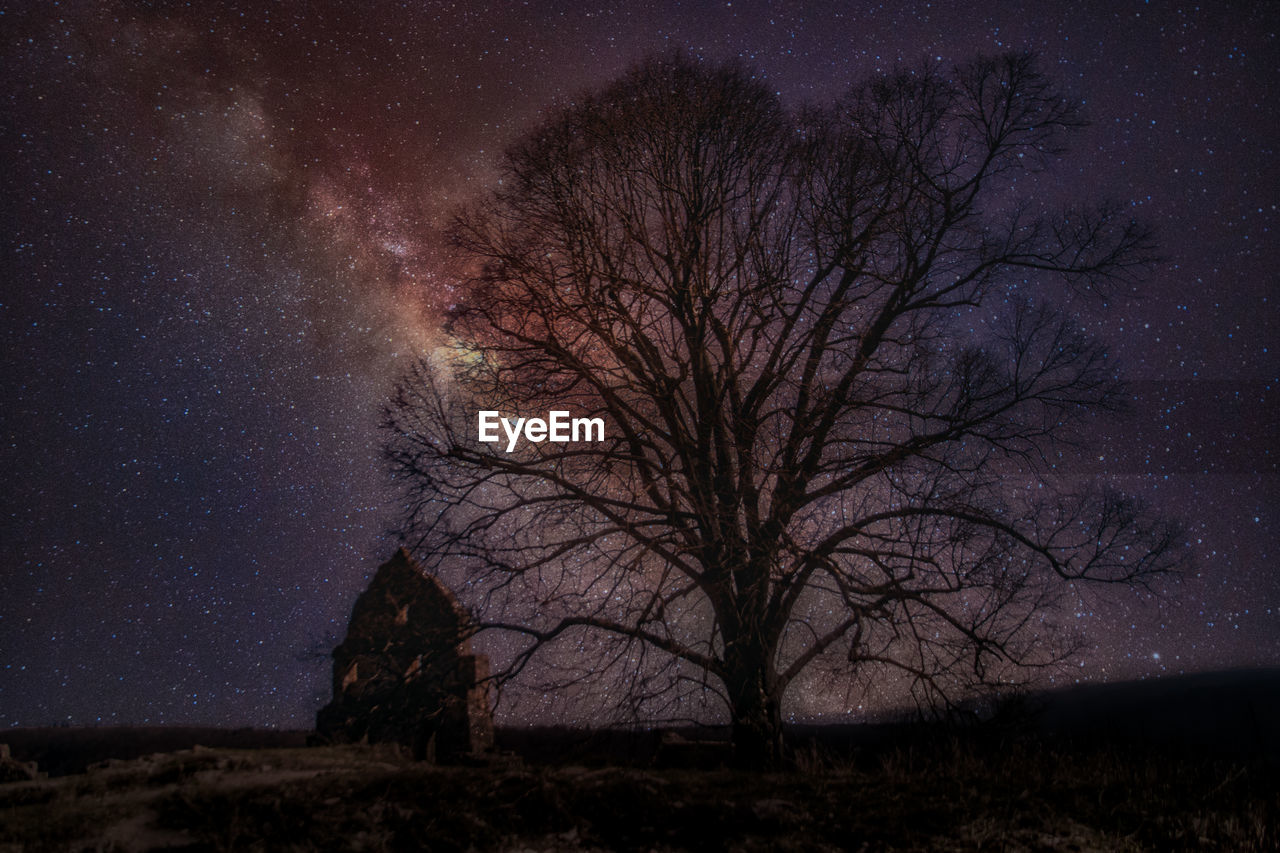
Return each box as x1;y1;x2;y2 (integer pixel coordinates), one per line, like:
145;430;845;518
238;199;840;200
2;1;1276;729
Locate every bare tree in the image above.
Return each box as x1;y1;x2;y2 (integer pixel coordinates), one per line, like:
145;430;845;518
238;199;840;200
384;54;1186;767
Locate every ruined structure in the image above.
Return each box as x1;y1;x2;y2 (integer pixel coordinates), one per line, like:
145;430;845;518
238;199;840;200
315;548;494;761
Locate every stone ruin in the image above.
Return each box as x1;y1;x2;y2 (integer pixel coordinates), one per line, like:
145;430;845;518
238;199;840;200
315;548;494;761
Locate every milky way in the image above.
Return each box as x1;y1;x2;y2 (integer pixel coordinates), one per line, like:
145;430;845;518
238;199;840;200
2;1;1276;727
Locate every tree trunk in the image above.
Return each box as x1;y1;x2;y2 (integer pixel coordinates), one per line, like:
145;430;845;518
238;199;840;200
725;652;784;769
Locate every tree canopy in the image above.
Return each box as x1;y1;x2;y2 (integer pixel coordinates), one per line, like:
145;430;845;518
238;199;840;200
384;53;1186;767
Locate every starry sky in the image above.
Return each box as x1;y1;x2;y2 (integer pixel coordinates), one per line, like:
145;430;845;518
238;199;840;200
2;1;1276;729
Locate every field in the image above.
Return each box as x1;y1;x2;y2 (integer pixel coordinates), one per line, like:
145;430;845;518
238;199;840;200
3;671;1278;851
0;732;1276;851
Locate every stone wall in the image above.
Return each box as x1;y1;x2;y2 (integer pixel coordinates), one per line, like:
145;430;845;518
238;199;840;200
315;548;493;761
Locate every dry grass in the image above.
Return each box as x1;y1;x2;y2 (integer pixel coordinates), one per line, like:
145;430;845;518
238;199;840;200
0;737;1275;852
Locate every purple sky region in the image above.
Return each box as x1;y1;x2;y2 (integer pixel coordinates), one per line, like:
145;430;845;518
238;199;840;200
1;1;1276;727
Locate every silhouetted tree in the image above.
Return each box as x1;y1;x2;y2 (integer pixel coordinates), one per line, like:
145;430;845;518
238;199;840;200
384;54;1186;768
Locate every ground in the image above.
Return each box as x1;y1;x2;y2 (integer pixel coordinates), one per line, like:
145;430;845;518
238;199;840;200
1;735;1275;852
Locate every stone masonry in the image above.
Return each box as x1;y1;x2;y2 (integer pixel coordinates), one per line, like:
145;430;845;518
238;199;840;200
315;548;494;761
